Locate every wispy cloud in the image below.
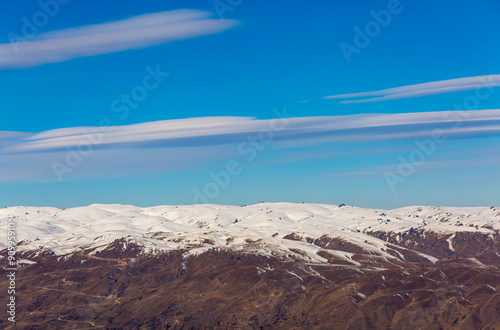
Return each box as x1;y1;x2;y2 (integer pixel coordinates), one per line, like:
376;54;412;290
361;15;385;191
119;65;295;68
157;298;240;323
4;110;500;154
323;74;500;103
2;110;500;182
1;9;238;69
325;155;500;178
325;171;383;177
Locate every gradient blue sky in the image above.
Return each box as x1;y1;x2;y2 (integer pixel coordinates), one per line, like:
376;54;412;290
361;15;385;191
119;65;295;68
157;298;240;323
1;0;499;209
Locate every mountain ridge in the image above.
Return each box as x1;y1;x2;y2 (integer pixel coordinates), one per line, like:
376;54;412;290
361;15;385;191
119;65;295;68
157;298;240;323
1;202;500;329
1;202;499;265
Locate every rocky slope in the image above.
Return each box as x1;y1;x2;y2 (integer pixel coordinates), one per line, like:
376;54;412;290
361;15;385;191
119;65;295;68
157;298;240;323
1;203;500;329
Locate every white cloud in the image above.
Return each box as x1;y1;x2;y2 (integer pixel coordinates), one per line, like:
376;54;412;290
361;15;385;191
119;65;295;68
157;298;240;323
323;74;500;103
1;9;238;69
3;109;500;154
2;110;500;182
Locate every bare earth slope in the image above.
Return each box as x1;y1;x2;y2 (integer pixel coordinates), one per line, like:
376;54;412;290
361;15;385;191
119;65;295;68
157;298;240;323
1;203;500;329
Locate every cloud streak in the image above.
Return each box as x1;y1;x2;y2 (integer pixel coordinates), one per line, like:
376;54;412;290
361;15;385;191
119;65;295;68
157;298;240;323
323;74;500;103
4;109;500;154
1;9;238;69
2;110;500;183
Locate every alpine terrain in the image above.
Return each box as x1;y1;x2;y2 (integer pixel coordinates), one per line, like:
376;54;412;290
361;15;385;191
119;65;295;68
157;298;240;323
1;202;500;329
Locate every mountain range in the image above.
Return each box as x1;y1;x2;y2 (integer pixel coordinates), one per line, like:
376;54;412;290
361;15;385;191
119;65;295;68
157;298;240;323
1;202;500;329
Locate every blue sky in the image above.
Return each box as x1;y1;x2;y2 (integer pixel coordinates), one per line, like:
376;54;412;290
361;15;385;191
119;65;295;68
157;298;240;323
1;0;499;209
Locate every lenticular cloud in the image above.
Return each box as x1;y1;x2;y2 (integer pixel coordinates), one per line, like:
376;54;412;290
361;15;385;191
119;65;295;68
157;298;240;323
323;74;500;103
3;109;500;154
0;9;238;69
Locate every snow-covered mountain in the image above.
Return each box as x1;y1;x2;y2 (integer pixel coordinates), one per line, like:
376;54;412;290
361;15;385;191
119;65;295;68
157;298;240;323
2;203;500;329
2;202;499;266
